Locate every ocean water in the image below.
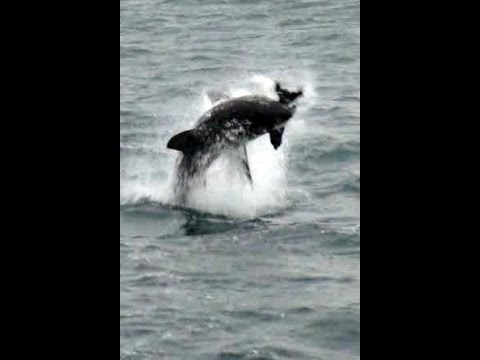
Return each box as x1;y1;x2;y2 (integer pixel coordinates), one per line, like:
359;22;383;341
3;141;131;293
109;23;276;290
120;0;359;359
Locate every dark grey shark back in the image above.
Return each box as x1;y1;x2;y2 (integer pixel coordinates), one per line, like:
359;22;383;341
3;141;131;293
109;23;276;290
196;95;292;132
167;95;293;155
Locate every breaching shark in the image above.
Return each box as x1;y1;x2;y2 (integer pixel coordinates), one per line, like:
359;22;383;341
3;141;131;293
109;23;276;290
167;82;303;204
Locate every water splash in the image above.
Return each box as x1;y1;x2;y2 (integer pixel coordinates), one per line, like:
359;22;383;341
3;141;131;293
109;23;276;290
121;73;315;218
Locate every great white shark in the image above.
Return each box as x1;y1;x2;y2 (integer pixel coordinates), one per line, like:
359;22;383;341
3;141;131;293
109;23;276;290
167;82;303;204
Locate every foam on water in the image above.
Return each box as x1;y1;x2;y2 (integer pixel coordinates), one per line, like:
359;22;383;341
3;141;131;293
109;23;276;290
184;136;288;218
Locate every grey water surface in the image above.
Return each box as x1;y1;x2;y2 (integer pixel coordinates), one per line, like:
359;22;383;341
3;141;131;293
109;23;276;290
121;0;359;359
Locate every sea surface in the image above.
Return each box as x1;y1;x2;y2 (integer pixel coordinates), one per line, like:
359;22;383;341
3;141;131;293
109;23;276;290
120;0;359;359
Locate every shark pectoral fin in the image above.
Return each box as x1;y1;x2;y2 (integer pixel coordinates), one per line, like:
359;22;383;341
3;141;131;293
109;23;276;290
269;127;285;150
167;129;202;154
